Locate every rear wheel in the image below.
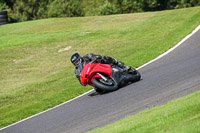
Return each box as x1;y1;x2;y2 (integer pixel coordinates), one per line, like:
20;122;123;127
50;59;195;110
0;11;8;25
0;11;7;15
129;70;141;82
92;77;118;91
0;18;8;22
0;22;8;25
0;15;7;19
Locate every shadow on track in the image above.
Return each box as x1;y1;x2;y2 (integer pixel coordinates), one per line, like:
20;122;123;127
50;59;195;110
88;80;143;97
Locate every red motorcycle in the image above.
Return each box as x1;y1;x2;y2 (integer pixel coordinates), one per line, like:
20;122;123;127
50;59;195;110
77;59;141;93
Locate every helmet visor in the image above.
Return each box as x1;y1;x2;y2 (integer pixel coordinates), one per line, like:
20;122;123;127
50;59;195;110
74;58;81;66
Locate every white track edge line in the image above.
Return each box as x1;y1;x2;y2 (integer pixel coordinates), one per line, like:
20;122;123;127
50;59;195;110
137;24;200;70
0;90;94;131
1;24;200;131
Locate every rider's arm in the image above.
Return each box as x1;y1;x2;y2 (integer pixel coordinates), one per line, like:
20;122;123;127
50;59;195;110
83;53;102;63
75;68;86;86
75;68;80;81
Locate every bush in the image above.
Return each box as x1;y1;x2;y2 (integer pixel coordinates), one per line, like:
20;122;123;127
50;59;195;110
0;2;8;10
11;0;49;22
99;1;119;15
2;0;200;22
10;0;83;22
120;0;143;13
47;0;84;18
167;0;200;9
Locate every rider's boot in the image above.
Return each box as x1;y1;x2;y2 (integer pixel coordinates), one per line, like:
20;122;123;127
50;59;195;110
115;60;136;74
103;56;136;74
125;66;137;74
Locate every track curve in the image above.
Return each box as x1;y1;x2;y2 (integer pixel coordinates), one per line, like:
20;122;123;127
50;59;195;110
1;26;200;133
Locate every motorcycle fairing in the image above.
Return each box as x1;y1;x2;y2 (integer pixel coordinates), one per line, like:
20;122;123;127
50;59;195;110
80;63;112;85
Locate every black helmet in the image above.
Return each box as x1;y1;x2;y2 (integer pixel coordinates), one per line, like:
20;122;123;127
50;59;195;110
71;53;83;66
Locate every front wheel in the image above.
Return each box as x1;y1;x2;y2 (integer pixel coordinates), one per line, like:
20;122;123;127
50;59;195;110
92;77;118;91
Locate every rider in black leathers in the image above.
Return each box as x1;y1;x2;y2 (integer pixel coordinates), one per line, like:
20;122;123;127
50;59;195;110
70;53;135;86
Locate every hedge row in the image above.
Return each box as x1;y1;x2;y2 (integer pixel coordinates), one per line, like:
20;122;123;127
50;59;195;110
0;0;200;22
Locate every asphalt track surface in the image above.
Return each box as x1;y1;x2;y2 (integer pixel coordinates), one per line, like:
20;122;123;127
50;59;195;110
1;26;200;133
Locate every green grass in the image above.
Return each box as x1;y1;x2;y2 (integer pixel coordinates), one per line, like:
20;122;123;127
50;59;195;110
0;7;200;128
89;91;200;133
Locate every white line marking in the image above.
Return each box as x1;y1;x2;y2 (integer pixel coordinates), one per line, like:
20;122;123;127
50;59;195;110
0;90;93;130
1;24;200;131
137;25;200;70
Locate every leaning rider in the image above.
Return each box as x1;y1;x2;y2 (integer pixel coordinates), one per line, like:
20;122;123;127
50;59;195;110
70;53;135;86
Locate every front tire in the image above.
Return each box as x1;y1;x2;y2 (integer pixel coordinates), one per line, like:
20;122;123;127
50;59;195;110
92;77;118;91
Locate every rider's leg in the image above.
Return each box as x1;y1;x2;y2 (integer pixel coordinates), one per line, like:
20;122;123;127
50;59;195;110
103;56;136;73
118;61;136;74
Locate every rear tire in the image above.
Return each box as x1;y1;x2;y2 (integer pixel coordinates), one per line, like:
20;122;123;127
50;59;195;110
0;18;8;22
0;11;7;15
130;70;141;82
0;22;8;25
92;77;118;91
0;11;8;25
0;15;8;19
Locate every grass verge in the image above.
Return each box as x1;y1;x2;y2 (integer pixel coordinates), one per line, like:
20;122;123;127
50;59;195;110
89;91;200;133
0;7;200;128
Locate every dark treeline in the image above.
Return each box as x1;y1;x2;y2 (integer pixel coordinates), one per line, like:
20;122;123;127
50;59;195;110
0;0;83;22
0;0;200;22
99;0;200;15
